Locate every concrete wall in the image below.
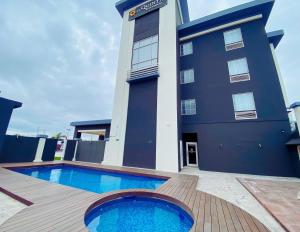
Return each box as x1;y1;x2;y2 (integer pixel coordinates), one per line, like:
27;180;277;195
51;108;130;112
63;140;77;161
75;141;106;163
74;124;111;140
123;10;159;169
0;135;39;163
0;135;57;163
179;18;294;176
0;98;21;152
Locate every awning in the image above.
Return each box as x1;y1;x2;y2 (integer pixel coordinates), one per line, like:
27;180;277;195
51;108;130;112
286;138;300;146
77;129;106;136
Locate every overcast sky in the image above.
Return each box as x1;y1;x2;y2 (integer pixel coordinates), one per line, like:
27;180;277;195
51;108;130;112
0;0;299;137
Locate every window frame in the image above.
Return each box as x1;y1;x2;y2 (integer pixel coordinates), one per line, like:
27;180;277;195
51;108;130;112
181;99;196;115
131;34;159;71
232;92;256;112
227;57;250;77
180;69;195;84
180;41;193;56
223;28;244;51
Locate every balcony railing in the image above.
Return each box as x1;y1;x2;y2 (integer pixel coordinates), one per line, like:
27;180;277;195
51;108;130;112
127;65;160;83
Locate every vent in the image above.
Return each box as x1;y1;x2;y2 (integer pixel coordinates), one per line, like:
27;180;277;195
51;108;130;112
235;111;257;120
230;73;250;83
226;41;244;51
128;65;159;83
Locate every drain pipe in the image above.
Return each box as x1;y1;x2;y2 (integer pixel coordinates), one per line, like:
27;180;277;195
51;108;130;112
290;102;300;136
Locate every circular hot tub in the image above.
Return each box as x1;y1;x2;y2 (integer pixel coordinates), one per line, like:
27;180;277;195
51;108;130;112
85;195;194;232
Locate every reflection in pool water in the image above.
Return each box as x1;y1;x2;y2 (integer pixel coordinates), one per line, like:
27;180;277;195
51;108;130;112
85;196;194;232
11;165;166;194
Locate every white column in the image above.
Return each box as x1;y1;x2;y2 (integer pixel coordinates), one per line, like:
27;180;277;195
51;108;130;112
156;0;179;173
72;140;79;161
34;138;46;162
103;9;134;167
61;139;68;160
270;44;290;106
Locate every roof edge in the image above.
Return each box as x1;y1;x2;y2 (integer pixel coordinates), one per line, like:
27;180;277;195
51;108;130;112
267;29;284;48
178;0;274;37
70;119;112;127
115;0;190;23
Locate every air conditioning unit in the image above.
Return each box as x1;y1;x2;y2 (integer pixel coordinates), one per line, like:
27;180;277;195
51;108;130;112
226;41;244;51
235;110;257;120
230;73;250;83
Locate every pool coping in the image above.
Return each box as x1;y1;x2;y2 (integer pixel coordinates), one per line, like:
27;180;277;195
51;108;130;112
0;161;271;232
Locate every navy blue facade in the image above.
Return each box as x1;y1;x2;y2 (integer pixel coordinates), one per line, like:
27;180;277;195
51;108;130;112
0;135;39;163
0;97;22;153
123;10;159;169
41;139;58;161
179;18;295;176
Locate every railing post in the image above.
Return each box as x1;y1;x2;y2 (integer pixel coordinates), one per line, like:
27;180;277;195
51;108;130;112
34;138;46;162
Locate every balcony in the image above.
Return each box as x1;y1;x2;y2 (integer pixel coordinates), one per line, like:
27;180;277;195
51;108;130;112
127;65;159;84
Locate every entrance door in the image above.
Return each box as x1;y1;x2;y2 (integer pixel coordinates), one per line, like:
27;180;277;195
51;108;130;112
186;142;198;167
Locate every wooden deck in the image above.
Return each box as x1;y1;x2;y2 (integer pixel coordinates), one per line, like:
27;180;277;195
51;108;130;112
0;161;270;232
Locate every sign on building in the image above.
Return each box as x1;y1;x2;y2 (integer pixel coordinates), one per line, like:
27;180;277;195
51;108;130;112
129;0;168;20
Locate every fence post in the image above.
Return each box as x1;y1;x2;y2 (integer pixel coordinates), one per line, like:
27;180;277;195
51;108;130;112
61;139;68;160
72;140;79;161
34;138;46;162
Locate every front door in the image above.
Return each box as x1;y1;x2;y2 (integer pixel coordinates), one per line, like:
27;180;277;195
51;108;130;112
186;142;198;167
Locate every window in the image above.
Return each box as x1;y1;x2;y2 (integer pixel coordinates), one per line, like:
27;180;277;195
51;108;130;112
180;69;194;84
232;92;257;120
180;42;193;56
224;28;244;51
181;99;196;115
132;35;158;71
228;58;249;76
232;92;256;112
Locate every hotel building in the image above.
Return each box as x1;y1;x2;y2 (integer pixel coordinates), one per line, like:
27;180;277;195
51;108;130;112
73;0;300;177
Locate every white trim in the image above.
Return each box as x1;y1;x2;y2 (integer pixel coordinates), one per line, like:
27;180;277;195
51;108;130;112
176;0;184;24
72;140;79;161
270;43;289;108
61;140;68;160
186;142;198;167
34;138;46;162
180;14;263;42
156;0;179;173
103;9;134;166
180;140;183;169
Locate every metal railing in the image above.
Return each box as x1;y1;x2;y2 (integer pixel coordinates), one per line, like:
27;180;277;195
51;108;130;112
127;65;159;82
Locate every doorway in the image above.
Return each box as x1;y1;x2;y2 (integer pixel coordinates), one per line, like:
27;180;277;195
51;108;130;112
186;142;198;167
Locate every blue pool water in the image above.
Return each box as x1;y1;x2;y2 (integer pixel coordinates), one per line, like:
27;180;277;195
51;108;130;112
11;165;166;194
85;196;194;232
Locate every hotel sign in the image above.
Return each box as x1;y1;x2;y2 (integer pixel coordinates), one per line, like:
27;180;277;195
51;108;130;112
129;0;168;20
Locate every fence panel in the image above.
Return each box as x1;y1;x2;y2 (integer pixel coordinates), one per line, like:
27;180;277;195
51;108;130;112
75;141;105;163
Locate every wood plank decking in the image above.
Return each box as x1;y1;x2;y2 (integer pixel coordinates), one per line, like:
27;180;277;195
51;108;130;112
0;161;270;232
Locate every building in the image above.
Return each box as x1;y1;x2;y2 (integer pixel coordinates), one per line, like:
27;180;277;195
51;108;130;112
71;119;111;141
73;0;299;176
0;97;22;152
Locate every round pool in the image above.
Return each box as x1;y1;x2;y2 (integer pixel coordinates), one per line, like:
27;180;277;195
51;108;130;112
85;196;194;232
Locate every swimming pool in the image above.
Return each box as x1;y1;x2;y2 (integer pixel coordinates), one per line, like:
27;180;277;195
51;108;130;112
11;165;166;194
85;196;194;232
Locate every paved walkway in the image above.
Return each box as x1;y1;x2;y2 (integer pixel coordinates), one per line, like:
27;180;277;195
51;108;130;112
0;161;270;232
240;179;300;232
0;192;26;225
181;167;300;232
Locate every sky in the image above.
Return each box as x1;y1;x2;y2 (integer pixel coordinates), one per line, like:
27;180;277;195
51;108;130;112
0;0;299;138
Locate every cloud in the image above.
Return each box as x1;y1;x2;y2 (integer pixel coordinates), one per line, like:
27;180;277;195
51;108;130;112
0;0;121;137
0;0;299;137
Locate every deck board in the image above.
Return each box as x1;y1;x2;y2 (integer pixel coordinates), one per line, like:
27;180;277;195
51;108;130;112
0;161;271;232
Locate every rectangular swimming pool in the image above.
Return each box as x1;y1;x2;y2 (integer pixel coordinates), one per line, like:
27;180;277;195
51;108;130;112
10;165;166;194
